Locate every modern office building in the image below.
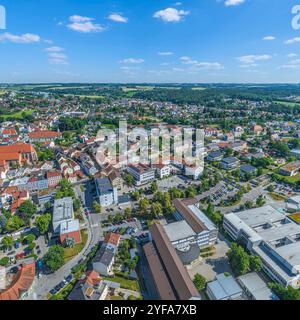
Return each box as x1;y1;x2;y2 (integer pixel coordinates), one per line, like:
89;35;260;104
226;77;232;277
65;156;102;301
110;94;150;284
52;197;74;233
173;198;218;249
127;163;156;186
223;205;300;288
95;177;118;207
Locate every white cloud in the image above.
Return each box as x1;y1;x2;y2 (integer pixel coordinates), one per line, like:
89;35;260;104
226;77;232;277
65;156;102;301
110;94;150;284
48;53;68;65
287;53;298;58
285;37;300;44
108;13;128;23
180;56;224;70
45;46;64;53
45;47;68;65
67;15;105;33
225;0;245;7
158;51;174;56
263;36;275;41
119;58;145;64
153;8;189;23
0;32;40;44
237;54;272;64
281;59;300;69
69;15;92;23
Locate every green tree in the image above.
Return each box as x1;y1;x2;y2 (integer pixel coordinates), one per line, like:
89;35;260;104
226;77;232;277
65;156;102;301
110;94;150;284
150;181;158;194
193;273;207;291
5;215;25;232
18;200;37;222
0;257;10;266
124;208;132;219
1;236;14;251
35;213;51;235
44;245;65;272
139;198;149;214
269;283;300;300
151;202;163;218
250;255;263;272
256;195;265;207
93;201;102;214
227;243;250;275
125;174;134;187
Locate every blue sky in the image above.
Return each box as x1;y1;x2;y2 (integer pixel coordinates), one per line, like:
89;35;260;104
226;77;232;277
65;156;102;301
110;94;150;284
0;0;299;83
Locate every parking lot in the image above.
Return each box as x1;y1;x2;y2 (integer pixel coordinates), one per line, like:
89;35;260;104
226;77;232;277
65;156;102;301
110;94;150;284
102;217;149;242
208;181;239;205
49;274;74;296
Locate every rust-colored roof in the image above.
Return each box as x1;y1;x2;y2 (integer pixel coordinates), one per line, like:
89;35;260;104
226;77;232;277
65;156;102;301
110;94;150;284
85;270;102;287
0;260;35;300
149;223;200;300
104;233;121;246
2;129;17;136
0;143;36;155
29;131;61;139
143;242;176;300
0;153;22;162
173;198;207;234
47;171;61;178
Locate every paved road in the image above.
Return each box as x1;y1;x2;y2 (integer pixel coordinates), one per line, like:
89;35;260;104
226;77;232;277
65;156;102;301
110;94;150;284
26;182;103;300
216;185;269;214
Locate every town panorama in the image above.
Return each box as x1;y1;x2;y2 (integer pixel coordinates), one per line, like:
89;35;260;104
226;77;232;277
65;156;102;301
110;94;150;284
0;0;300;311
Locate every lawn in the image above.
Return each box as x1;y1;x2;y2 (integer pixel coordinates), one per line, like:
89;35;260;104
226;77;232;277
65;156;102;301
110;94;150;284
103;274;140;292
289;213;300;224
274;173;300;185
63;230;88;263
0;109;34;120
273;100;300;107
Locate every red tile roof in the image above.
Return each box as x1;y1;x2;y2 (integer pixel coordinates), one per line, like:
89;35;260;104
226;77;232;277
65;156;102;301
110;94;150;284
0;260;35;300
0;143;36;154
104;233;121;246
85;270;102;287
29;131;61;139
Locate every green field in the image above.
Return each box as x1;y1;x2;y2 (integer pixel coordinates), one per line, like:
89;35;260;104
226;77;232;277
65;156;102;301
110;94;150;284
273;100;300;107
63;230;88;263
0;109;34;120
274;173;300;185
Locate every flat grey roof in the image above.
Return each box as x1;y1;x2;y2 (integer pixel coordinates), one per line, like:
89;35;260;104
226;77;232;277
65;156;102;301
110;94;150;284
207;273;243;300
276;241;300;268
60;219;80;235
221;157;239;164
258;221;300;242
236;205;284;228
163;221;196;242
238;272;278;300
53;197;74;223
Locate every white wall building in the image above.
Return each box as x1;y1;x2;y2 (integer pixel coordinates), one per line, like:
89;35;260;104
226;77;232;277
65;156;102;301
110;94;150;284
223;205;300;288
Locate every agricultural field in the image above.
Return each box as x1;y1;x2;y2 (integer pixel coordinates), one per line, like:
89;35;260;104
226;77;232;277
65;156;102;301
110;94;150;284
0;109;35;120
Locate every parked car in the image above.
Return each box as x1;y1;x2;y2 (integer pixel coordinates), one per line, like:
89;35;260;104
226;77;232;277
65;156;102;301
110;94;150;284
50;289;57;295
